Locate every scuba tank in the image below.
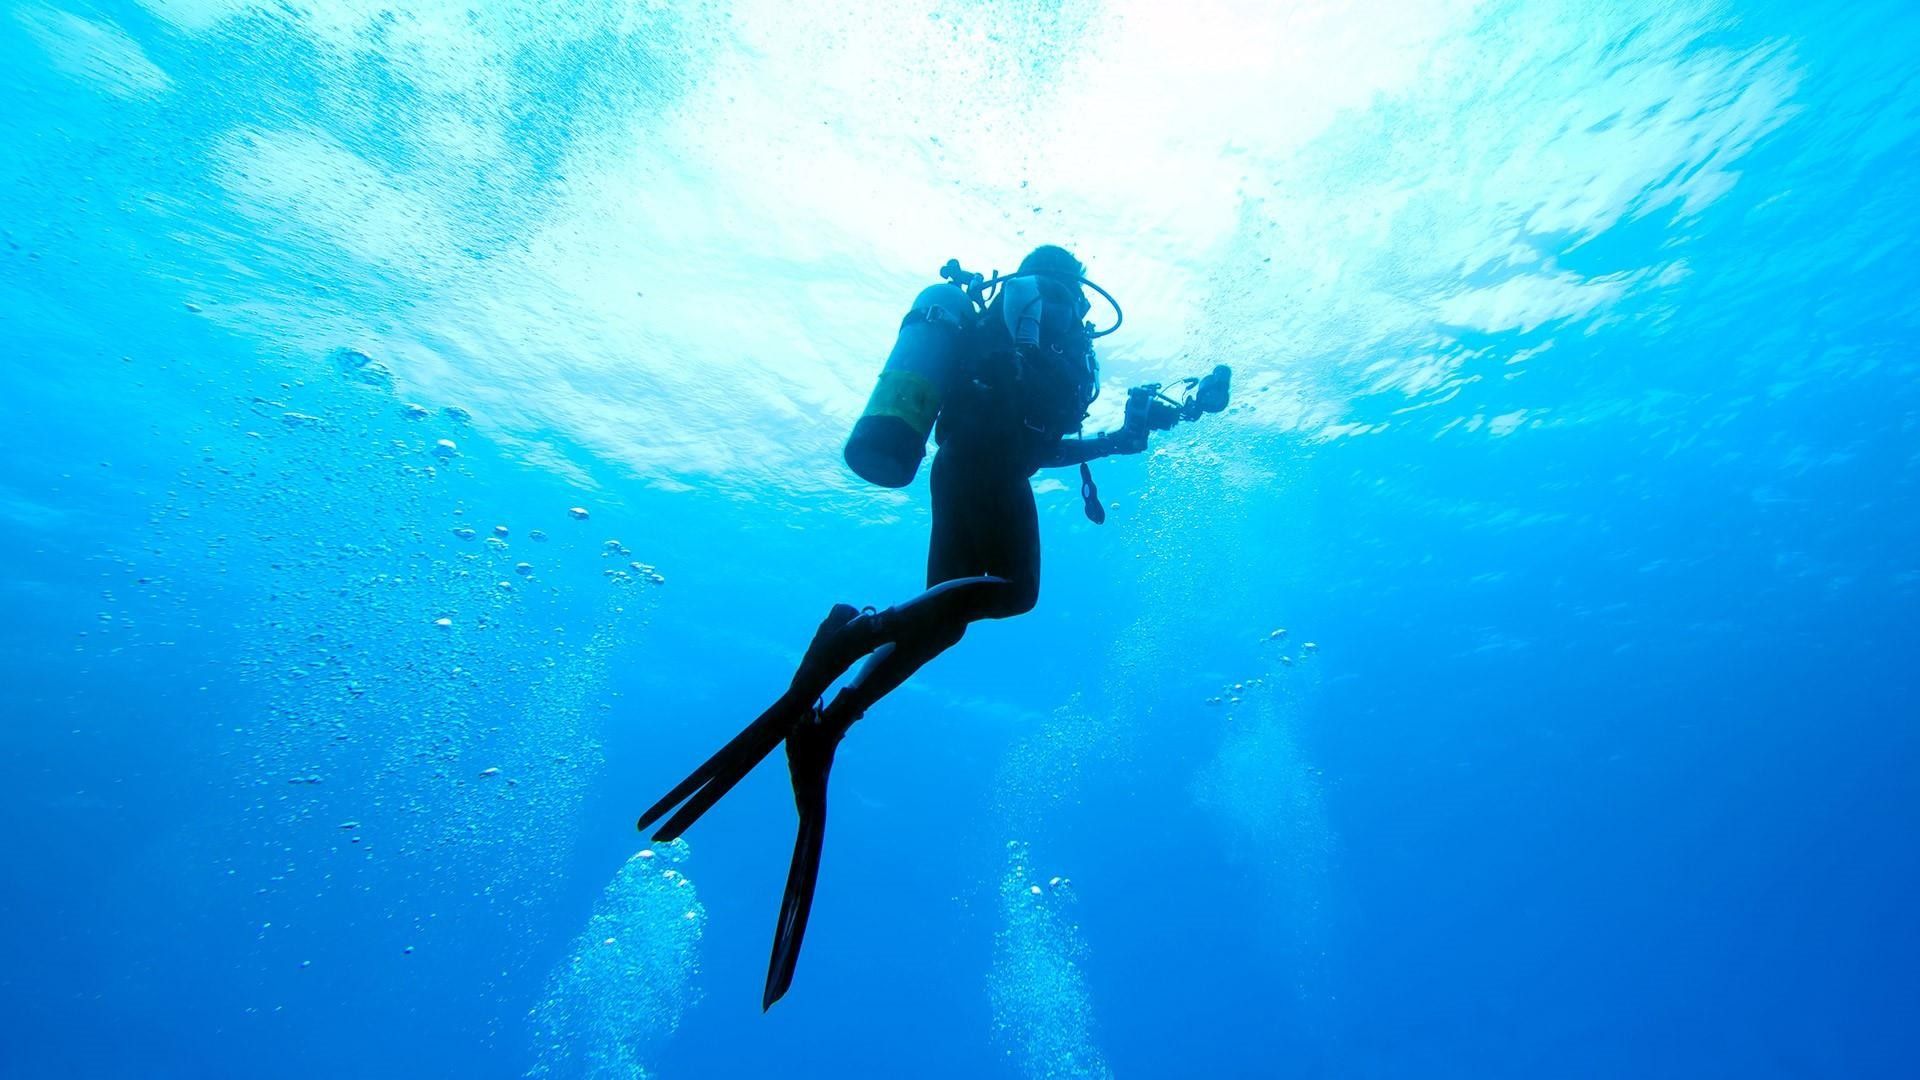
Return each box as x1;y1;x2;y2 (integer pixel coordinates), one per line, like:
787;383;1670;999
845;257;1122;488
844;283;974;488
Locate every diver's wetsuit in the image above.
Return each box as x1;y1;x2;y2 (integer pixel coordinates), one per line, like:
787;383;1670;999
638;250;1149;1011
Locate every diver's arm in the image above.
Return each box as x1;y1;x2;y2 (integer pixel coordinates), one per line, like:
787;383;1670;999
1038;426;1145;469
1041;365;1232;470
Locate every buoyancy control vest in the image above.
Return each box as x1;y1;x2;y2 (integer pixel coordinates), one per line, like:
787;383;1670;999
845;269;1103;487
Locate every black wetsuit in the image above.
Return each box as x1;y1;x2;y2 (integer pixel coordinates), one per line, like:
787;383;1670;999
638;272;1144;1011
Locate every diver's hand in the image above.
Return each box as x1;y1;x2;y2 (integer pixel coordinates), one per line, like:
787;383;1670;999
1112;421;1148;455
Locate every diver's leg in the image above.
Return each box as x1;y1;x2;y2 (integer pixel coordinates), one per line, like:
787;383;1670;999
761;457;1039;1002
643;489;1029;840
641;461;1025;840
815;587;1011;722
818;463;1041;726
801;447;1028;682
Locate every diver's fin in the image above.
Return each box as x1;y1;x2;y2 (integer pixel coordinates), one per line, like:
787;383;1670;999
636;603;864;838
649;719;789;841
636;699;790;835
763;748;833;1011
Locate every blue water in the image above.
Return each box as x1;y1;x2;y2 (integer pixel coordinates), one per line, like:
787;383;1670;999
3;1;1916;1077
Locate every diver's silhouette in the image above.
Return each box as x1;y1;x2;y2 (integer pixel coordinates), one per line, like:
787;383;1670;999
636;246;1231;1008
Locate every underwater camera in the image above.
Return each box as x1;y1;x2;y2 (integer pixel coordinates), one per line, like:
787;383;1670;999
1121;364;1232;446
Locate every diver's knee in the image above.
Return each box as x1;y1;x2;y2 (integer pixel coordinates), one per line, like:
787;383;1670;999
1000;582;1039;618
929;619;968;652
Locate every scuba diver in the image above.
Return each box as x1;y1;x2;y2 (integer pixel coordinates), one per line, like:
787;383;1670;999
636;245;1231;1009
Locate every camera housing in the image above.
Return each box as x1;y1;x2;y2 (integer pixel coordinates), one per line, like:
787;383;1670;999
1120;364;1231;449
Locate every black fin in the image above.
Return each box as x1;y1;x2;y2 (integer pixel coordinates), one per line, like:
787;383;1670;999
649;720;788;842
636;603;865;837
763;784;830;1010
635;699;791;834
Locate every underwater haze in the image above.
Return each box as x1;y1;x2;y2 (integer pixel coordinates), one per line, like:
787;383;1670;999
3;0;1917;1076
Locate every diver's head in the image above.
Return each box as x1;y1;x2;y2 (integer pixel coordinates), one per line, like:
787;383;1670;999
1016;244;1092;320
1018;244;1084;280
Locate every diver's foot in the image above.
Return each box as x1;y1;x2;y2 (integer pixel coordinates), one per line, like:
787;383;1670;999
785;704;844;808
790;603;859;690
792;602;886;693
821;696;864;742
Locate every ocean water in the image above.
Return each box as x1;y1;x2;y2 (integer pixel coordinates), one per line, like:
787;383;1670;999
3;1;1916;1077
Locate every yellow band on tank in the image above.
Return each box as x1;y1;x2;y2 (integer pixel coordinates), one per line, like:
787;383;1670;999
861;369;941;436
